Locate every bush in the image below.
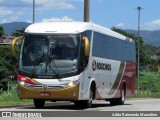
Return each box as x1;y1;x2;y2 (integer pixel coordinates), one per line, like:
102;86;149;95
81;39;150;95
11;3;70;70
0;81;17;102
140;71;160;92
0;46;18;91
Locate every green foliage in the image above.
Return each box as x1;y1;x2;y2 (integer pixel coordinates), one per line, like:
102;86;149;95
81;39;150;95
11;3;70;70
112;27;151;66
11;27;25;37
144;45;160;71
128;91;160;98
0;26;5;37
139;71;160;92
0;46;18;91
146;44;160;56
0;82;32;106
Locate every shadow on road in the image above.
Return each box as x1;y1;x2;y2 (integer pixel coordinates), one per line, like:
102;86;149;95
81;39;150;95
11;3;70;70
16;101;132;111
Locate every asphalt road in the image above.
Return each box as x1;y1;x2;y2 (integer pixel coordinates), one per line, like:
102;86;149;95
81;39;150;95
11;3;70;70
0;99;160;119
0;98;160;111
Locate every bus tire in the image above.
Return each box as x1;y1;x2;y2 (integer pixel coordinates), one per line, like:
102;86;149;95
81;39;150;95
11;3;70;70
110;85;126;105
110;99;116;106
74;85;94;108
117;85;126;105
34;99;45;108
74;101;82;107
83;85;94;108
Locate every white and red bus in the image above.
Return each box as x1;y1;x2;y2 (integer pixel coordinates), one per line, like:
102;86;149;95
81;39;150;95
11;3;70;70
12;22;136;108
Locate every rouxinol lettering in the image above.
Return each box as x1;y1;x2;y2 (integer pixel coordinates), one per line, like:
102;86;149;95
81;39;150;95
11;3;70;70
97;62;111;71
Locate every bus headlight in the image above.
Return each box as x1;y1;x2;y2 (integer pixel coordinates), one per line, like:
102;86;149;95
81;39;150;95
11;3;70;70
19;81;25;86
68;82;74;87
62;80;79;88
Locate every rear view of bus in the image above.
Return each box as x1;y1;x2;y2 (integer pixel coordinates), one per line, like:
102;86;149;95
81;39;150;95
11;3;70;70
12;22;136;108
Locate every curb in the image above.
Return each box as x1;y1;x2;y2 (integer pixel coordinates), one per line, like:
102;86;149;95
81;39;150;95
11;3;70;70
0;104;34;109
0;101;71;109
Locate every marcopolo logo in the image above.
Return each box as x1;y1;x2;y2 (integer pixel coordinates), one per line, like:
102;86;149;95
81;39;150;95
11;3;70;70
92;60;111;71
92;60;97;71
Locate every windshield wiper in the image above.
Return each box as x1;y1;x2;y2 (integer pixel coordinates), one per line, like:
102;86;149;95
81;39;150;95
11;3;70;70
31;53;44;77
46;55;62;79
41;43;62;79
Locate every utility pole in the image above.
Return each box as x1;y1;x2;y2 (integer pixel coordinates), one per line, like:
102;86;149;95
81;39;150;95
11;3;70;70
33;0;35;23
137;6;143;92
84;0;90;22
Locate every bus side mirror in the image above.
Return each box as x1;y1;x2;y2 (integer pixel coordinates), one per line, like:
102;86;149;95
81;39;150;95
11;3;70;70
82;37;90;57
11;36;23;55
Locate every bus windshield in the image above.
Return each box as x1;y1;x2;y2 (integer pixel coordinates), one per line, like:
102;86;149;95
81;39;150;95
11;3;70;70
19;34;80;78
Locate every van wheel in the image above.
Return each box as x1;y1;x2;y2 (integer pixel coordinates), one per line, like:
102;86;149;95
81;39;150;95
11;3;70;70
34;99;45;108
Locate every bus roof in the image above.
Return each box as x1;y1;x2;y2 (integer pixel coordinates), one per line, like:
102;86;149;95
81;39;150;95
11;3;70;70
25;21;134;43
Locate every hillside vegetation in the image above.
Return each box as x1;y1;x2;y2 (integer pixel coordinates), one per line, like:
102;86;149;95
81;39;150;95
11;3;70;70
126;29;160;46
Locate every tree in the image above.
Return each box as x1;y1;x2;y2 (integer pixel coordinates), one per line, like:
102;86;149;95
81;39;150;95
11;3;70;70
0;26;5;37
11;27;25;37
111;27;151;66
0;46;18;91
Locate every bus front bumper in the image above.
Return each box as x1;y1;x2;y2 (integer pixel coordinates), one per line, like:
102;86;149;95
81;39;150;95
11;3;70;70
18;84;79;101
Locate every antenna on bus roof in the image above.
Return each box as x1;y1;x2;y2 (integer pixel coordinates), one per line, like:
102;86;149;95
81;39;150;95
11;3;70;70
84;0;90;22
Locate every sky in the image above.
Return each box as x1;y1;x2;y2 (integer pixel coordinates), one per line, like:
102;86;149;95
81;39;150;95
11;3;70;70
0;0;160;30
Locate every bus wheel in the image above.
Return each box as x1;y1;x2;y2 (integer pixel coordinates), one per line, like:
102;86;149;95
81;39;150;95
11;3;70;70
117;85;126;105
34;99;45;108
74;85;94;108
74;101;82;107
83;85;94;108
110;85;126;105
110;99;115;106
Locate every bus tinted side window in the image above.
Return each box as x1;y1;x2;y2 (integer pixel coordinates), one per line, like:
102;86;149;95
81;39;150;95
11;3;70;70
92;31;136;62
92;32;102;57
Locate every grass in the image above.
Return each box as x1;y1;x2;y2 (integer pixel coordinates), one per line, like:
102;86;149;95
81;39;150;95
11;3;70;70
0;83;32;106
0;93;32;106
127;91;160;99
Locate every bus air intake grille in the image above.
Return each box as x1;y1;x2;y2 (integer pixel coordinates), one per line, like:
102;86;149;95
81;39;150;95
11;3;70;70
26;85;64;90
